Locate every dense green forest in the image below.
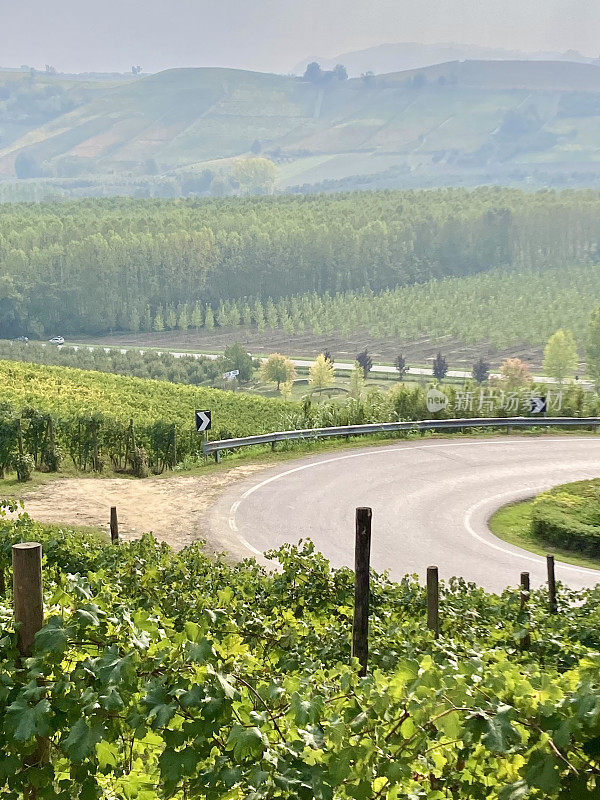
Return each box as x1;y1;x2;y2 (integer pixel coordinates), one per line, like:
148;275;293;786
2;188;600;338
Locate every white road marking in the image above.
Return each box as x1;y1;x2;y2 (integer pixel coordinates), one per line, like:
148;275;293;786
463;488;600;576
227;437;600;560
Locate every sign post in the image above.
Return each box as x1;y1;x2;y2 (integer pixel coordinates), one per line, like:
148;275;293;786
530;396;547;415
195;410;212;462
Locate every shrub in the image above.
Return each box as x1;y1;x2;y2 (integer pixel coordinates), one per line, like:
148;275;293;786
531;479;600;556
13;452;34;482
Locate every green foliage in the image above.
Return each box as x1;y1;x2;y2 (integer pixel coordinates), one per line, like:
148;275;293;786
231;157;277;195
221;343;254;383
0;359;599;478
187;263;600;354
473;357;490;383
0;340;224;387
587;305;600;390
1;506;600;797
0;361;298;474
356;350;372;379
543;329;578;384
13;453;34;482
260;354;296;390
3;189;600;338
532;478;600;556
309;353;335;391
433;351;448;380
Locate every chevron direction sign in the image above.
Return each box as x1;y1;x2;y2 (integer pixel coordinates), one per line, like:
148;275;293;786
529;396;547;415
195;410;212;432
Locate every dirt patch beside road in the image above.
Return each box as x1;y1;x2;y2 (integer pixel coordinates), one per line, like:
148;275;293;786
17;463;268;552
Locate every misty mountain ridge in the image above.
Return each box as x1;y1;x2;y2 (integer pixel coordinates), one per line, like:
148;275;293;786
294;41;600;78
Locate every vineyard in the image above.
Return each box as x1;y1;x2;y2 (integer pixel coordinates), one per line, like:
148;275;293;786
0;360;599;481
3;189;600;339
0;340;224;387
1;507;600;798
0;361;298;476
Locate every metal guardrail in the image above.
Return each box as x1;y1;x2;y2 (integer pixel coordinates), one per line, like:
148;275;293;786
203;416;600;462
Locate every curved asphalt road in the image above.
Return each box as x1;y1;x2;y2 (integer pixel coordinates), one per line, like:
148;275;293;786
208;436;600;593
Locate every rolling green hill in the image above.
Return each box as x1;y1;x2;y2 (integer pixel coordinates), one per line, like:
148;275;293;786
3;60;600;195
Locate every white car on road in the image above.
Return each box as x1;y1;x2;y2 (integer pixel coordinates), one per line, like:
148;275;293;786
48;336;65;345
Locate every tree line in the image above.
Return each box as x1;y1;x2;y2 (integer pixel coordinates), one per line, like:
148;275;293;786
0;340;257;388
136;262;600;351
3;188;600;337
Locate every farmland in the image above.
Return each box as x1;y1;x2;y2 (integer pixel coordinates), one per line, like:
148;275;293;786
6;60;600;196
0;360;296;435
88;263;600;368
3;188;600;343
2;509;600;798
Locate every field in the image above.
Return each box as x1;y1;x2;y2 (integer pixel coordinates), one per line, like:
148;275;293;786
85;327;546;371
0;360;296;436
80;261;600;371
4;60;600;196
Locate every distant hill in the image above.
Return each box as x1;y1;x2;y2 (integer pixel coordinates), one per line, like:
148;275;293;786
3;60;600;198
295;41;600;77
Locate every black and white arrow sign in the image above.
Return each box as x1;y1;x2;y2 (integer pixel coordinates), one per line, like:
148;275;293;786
530;396;547;415
195;410;212;432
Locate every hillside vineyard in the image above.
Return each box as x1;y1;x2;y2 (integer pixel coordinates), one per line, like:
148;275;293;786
2;188;600;338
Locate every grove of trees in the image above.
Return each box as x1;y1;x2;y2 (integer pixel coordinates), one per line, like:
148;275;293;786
3;188;600;339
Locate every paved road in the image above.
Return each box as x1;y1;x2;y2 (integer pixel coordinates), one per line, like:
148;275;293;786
208;436;600;592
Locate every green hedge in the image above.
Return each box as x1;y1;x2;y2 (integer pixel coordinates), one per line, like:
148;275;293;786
531;479;600;556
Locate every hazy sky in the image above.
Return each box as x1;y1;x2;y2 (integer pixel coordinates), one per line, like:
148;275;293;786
1;0;599;74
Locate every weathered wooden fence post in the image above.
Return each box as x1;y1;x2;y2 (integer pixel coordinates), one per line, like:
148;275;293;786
546;555;557;614
12;542;43;656
110;506;119;544
520;571;531;650
427;566;439;639
12;542;49;793
352;507;372;677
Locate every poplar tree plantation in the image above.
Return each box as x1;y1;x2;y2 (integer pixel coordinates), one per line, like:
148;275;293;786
3;188;600;338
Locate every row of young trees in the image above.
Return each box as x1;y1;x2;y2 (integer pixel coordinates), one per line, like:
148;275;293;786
112;262;600;352
0;340;255;388
3;188;600;337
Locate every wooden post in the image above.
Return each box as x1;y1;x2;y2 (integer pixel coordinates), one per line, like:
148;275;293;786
16;418;24;457
12;542;49;792
110;506;119;544
92;422;99;471
520;571;531;650
352;507;372;676
171;424;177;468
427;566;439;639
12;542;43;656
547;555;557;614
